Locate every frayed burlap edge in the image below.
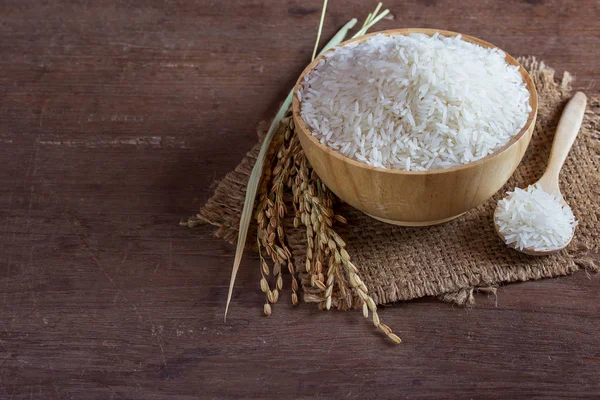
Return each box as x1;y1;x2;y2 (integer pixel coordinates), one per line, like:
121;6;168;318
182;120;270;249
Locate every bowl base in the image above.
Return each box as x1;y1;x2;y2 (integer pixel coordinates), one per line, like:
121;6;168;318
365;212;465;227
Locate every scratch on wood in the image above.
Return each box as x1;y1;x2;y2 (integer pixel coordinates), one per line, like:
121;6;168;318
78;234;120;291
132;376;143;391
327;327;342;356
69;216;145;322
152;262;160;276
168;229;173;270
149;317;168;369
157;337;167;369
116;242;131;273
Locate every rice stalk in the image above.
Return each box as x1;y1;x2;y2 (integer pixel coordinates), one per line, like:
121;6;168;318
224;1;401;343
224;17;360;321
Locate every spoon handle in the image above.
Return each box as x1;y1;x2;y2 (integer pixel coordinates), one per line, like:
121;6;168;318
538;91;587;194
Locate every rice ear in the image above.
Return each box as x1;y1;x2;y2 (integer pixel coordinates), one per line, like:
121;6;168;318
224;96;292;322
224;18;361;321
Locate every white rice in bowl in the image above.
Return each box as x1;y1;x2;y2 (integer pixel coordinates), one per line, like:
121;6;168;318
298;32;532;171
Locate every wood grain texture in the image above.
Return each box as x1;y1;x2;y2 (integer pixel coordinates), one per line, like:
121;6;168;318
0;0;598;398
293;28;538;225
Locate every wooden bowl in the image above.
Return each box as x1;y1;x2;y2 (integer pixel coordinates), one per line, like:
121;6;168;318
292;28;538;226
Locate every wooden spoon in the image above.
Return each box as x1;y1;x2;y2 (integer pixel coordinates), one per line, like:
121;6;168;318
494;92;587;255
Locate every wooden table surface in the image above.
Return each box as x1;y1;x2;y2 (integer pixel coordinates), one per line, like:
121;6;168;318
1;0;599;398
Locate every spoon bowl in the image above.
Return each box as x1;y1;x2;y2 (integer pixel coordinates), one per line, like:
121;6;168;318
493;199;574;256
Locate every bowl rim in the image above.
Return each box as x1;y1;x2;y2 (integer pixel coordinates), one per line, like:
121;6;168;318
292;28;539;176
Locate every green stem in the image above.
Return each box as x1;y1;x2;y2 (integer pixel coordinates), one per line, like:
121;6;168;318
311;0;329;61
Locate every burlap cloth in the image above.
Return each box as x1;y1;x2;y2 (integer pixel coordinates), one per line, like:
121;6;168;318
195;57;599;306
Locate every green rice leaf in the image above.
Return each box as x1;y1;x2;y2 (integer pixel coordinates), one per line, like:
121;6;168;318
361;13;373;30
369;3;383;25
311;0;329;61
319;18;357;53
354;3;389;38
357;9;389;36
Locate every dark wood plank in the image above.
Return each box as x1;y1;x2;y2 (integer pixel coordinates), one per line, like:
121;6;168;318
0;0;599;398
